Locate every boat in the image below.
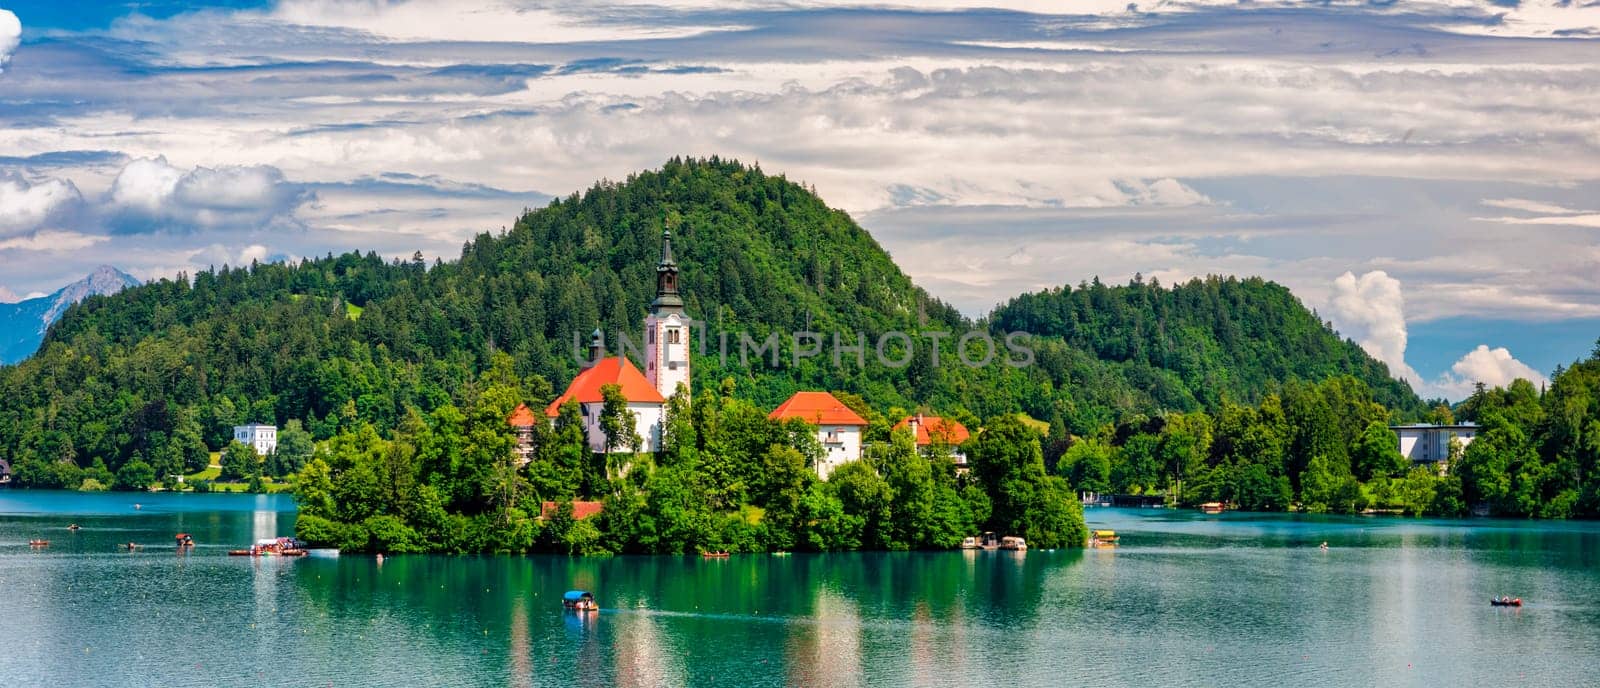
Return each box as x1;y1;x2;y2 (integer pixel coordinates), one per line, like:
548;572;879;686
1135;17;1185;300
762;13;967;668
999;536;1027;551
1090;530;1119;547
67;524;81;531
563;590;598;612
1490;597;1523;607
231;537;309;557
123;543;142;551
28;539;49;547
960;536;981;549
1199;502;1225;514
175;533;195;548
701;551;731;558
979;531;1000;550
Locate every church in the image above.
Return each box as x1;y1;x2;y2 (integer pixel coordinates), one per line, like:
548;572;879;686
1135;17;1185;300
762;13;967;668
542;230;690;453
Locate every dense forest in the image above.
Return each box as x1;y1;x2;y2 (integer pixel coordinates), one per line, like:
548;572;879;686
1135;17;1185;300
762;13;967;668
10;156;1587;551
1059;343;1600;519
0;159;1422;484
289;357;1085;554
989;276;1422;415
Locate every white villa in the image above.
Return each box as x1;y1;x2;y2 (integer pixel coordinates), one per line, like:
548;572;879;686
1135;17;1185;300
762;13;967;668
769;391;867;480
233;424;278;456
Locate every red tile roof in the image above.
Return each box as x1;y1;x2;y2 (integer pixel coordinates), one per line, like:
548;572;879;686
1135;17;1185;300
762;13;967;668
540;501;604;520
507;403;537;427
769;391;867;426
545;357;665;417
893;415;971;446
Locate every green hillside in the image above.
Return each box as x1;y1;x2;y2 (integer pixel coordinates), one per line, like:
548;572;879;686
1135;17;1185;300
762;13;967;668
988;276;1425;419
0;157;1421;486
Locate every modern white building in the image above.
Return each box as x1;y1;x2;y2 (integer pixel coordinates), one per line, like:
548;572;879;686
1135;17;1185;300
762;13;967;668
1391;423;1479;463
769;391;867;480
233;424;278;456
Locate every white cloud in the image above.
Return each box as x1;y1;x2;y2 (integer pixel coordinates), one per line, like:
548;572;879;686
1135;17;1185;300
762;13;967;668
237;244;269;264
1132;178;1212;207
1474;214;1600;229
0;285;19;303
1430;345;1550;399
0;230;110;252
110;158;185;213
2;0;1600;329
107;158;310;233
1479;198;1585;215
0;177;82;236
0;9;19;72
1326;270;1422;386
1432;0;1600;38
1323;270;1554;400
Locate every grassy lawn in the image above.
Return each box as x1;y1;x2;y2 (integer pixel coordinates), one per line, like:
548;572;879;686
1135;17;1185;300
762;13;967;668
345;303;363;320
204;480;294;494
186;466;221;481
182;452;292;493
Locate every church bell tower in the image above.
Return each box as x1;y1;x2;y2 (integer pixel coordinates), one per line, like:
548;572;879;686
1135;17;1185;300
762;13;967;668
644;228;690;400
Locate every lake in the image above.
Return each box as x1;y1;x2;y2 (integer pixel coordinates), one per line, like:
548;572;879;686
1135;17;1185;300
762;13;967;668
2;491;1597;687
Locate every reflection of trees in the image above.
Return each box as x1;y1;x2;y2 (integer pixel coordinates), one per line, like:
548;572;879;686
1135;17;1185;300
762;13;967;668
284;550;1082;685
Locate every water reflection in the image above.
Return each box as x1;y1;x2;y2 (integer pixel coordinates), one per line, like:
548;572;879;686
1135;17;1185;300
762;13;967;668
786;585;862;688
613;600;684;688
4;498;1600;688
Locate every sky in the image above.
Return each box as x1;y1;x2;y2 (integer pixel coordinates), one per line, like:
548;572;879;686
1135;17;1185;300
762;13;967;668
1;0;1598;400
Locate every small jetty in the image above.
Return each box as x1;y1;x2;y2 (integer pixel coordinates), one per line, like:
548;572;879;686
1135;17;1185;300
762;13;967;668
701;551;730;559
563;590;598;612
1199;502;1226;514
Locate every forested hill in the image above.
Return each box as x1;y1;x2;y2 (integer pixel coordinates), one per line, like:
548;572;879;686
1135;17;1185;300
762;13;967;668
1;157;1420;483
988;276;1423;415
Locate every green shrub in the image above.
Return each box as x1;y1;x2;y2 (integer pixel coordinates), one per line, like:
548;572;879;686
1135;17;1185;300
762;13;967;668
361;514;423;553
113;460;156;492
294;514;345;547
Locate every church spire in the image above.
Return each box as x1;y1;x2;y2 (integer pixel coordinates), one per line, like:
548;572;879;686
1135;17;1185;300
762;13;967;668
651;226;683;314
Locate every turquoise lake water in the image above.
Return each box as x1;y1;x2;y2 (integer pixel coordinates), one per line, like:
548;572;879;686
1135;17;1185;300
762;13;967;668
1;490;1597;687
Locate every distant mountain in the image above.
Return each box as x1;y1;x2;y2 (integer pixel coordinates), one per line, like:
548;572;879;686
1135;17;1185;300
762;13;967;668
0;266;140;364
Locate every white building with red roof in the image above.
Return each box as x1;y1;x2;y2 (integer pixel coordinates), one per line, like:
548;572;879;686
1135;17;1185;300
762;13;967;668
508;403;538;465
894;414;972;469
769;391;868;479
544;230;687;454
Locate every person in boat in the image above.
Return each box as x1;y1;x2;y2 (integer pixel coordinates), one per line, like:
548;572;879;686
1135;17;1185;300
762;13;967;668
1319;541;1329;551
68;524;80;531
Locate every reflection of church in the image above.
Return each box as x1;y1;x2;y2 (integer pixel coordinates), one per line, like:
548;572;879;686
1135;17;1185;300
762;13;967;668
538;230;692;454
